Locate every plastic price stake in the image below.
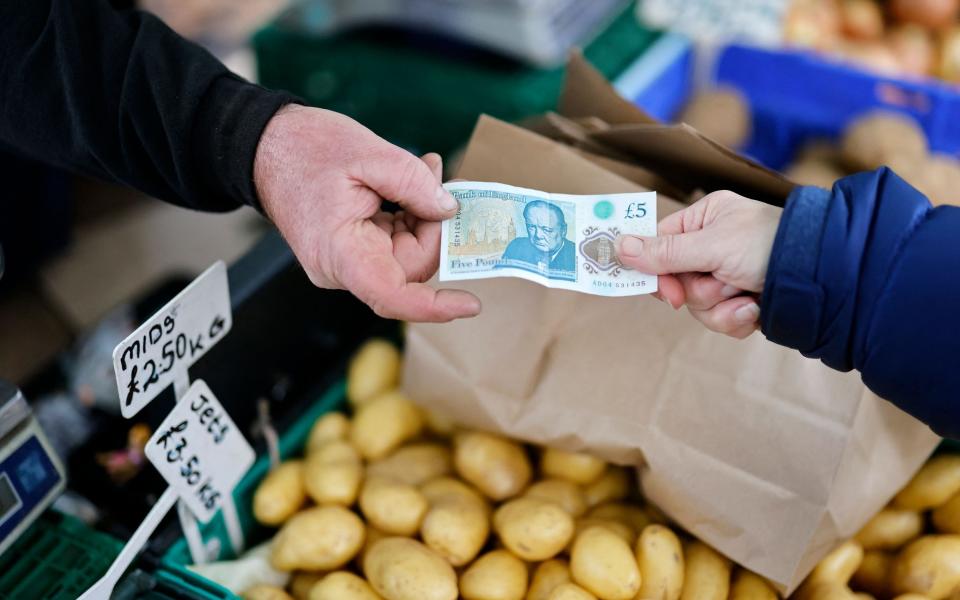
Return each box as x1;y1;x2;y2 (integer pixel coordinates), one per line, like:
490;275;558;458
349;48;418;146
145;380;255;523
81;262;243;599
113;261;231;419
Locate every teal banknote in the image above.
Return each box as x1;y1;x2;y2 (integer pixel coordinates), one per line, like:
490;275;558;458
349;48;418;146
440;182;657;296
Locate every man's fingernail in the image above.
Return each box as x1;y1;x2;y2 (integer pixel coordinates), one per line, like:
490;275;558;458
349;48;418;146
734;303;760;324
438;187;458;212
617;235;644;257
721;284;739;297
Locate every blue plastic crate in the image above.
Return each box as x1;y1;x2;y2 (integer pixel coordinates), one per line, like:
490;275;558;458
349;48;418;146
614;31;695;123
715;44;960;169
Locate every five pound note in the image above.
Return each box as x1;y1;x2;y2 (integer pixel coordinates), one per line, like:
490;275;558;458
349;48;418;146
440;182;658;297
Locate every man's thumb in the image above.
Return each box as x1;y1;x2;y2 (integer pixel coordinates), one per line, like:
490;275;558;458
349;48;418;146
363;146;457;220
616;232;717;275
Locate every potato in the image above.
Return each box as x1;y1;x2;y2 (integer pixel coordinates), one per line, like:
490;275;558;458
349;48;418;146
528;559;572;600
309;572;381;600
678;88;752;150
290;572;325;600
243;585;295;600
635;525;684;600
729;569;778;600
367;443;451;486
841;111;927;173
549;583;598;600
421;496;489;566
495;496;575;561
304;441;363;506
855;508;924;550
852;551;893;599
808;540;864;586
569;518;636;551
895;456;960;510
679;541;732;600
421;476;489;511
271;506;365;571
455;432;532;501
347;339;401;406
525;479;588;517
358;524;390;569
796;582;859;600
549;583;599;600
644;503;670;525
422;407;457;438
583;468;631;508
587;503;651;534
460;550;528;600
890;535;960;598
914;155;960;207
359;477;428;536
542;448;606;486
350;391;423;460
569;526;641;600
306;412;350;454
785;160;845;189
253;461;306;526
934;491;960;533
363;537;458;600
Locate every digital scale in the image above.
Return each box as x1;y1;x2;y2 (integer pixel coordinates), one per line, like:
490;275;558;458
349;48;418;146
0;379;66;556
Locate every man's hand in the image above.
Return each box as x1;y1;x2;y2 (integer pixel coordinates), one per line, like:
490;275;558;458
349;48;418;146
254;105;481;322
616;191;782;339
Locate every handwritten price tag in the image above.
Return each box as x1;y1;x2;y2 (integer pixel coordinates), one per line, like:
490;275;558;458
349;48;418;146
144;380;254;523
113;261;232;418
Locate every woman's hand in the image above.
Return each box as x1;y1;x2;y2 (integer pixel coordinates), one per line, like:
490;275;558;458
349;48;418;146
616;191;782;339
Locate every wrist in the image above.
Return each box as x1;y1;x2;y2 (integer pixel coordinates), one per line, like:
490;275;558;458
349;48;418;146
193;75;300;212
253;103;305;221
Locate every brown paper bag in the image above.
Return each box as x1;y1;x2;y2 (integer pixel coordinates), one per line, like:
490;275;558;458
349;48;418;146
404;110;939;593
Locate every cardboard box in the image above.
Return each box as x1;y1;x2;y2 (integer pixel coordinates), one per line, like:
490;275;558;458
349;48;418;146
404;55;939;594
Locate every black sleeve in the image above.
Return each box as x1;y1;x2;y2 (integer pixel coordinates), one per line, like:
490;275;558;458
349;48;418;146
0;0;299;211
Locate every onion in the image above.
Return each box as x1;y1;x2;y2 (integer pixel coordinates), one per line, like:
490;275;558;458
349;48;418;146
941;27;960;82
889;25;937;76
890;0;960;30
841;0;885;39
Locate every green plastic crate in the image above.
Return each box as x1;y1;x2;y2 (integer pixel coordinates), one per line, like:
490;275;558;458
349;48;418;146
0;510;122;600
253;2;659;157
161;381;348;596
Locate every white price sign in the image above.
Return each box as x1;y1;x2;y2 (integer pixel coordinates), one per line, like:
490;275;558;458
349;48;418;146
113;261;232;418
145;380;254;523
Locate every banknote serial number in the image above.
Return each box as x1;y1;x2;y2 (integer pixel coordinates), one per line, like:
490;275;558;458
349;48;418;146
592;280;647;288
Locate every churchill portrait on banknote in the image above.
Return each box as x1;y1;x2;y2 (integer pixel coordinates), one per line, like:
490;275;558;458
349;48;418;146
496;199;576;276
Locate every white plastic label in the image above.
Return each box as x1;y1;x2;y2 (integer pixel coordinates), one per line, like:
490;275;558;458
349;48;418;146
145;380;254;523
640;0;788;45
113;261;232;418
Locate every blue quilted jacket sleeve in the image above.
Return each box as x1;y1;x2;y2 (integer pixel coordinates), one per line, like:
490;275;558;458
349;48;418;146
760;167;960;438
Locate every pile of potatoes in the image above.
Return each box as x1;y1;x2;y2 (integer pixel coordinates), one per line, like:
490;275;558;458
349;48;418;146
784;110;960;207
239;338;960;600
239;339;780;600
797;453;960;599
784;0;960;83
